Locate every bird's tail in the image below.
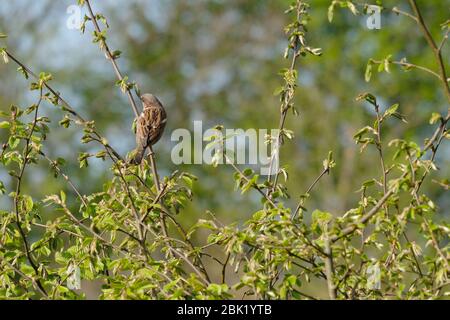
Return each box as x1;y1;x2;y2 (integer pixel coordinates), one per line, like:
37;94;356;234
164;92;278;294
130;145;146;165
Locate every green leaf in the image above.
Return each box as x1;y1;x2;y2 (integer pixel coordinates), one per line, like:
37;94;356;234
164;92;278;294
346;1;358;15
0;48;9;63
8;136;20;149
39;72;53;83
60;190;66;204
95;150;107;160
23;195;33;213
365;60;373;82
312;209;332;225
0;121;10;129
384;55;392;73
353;126;376;141
286;274;297;286
356;92;377;106
20;263;35;276
328;2;336;22
111;50;122;59
252;210;266;220
383;104;399;118
78;152;90;168
429;112;441;124
362;179;376;187
59;116;71;128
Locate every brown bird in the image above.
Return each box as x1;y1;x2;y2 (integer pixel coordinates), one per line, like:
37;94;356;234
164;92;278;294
130;93;167;164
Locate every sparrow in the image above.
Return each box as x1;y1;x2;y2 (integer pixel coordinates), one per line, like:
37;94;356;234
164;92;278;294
130;93;167;164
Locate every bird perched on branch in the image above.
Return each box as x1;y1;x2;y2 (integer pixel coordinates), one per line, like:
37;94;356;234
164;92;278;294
130;93;167;164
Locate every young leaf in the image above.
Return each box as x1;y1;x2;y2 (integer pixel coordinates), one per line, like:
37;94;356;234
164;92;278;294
365;60;373;82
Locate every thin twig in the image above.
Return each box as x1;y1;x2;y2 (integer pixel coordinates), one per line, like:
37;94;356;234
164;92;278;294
374;102;390;217
222;253;230;284
331;190;394;243
292;166;329;219
224;153;277;208
85;1;169;257
0;256;48;298
267;27;301;196
372;59;442;81
40;151;88;207
438;27;449;52
146;146;167;250
5;50;123;162
12;88;47;297
402;232;424;277
408;0;450;103
391;6;418;22
323;234;337;299
85;0;140;118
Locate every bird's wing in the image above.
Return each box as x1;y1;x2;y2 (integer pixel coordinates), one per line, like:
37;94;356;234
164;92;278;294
136;111;150;148
148;106;167;145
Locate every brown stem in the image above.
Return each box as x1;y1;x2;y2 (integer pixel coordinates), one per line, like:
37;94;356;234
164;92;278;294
408;0;450;103
332;0;450;241
84;1;171;263
292;166;330;219
267;3;304;195
40;151;88;207
372;59;442;80
323;234;337;299
331;189;394;243
224;153;277;208
13;89;47;297
0;256;48;298
85;0;140;117
5;50;123;162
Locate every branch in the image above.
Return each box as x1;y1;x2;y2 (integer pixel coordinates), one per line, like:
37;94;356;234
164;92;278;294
267;37;301;196
332;2;450;244
331;189;394;243
224;153;277;208
323;235;337;299
5;50;123;162
0;255;48;298
40;151;88;207
103;148;145;250
438;27;449;52
392;6;418;22
333;109;449;243
85;0;140;118
84;1;166;248
372;59;442;81
292;166;330;219
374;102;389;216
408;0;450;103
147;147;166;248
12;88;47;297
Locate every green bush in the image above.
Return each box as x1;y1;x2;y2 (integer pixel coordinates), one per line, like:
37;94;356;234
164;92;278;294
0;0;448;299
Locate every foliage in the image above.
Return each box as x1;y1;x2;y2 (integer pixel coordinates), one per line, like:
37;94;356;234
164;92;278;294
0;0;448;299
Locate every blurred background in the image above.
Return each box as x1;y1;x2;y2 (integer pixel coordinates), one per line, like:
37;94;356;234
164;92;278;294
0;0;449;297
